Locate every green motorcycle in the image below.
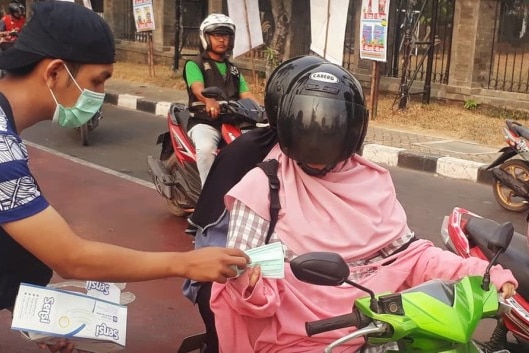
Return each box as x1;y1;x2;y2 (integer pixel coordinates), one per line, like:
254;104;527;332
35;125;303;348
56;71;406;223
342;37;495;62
290;221;515;353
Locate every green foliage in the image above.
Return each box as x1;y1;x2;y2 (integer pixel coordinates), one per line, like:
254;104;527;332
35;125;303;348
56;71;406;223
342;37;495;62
480;105;529;121
414;0;455;25
463;99;479;111
263;46;280;68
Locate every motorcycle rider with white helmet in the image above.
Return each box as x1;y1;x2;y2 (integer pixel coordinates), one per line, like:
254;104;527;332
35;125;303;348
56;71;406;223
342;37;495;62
184;13;259;187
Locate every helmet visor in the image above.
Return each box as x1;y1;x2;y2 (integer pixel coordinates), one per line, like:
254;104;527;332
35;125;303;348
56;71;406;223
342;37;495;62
206;26;234;35
278;94;367;165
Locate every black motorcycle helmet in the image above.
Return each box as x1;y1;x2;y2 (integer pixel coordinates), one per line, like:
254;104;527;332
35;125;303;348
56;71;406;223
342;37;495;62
8;2;21;17
277;62;369;175
264;55;327;127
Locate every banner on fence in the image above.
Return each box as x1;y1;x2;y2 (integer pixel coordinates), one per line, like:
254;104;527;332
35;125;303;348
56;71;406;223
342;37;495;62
359;0;390;62
227;0;263;58
309;0;350;66
82;0;92;9
133;0;155;32
55;0;92;9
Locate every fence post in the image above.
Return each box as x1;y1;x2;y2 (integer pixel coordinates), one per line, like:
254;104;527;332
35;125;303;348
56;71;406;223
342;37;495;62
173;0;183;71
422;0;439;104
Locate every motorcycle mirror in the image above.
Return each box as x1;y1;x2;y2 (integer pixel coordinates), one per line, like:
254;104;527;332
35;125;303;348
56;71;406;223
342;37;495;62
291;252;382;313
290;252;350;286
202;87;227;100
482;221;514;291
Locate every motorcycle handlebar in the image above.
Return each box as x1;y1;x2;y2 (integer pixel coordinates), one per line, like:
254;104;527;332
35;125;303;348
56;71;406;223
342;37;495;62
189;99;265;125
305;310;371;337
220;102;265;124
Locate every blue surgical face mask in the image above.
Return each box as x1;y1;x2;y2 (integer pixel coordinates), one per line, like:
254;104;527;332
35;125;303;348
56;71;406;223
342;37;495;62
49;65;106;128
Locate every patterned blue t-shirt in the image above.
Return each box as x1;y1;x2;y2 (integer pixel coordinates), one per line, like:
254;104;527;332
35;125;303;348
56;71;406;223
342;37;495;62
0;93;52;310
0;103;48;222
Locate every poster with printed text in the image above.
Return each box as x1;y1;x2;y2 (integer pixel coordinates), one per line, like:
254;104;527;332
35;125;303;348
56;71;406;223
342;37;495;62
133;0;155;32
360;0;390;62
82;0;92;9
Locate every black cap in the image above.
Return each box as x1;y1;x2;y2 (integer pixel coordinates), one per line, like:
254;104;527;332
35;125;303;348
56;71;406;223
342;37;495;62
0;1;115;70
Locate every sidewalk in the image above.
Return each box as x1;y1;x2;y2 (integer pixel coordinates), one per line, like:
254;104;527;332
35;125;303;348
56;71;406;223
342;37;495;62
105;78;501;184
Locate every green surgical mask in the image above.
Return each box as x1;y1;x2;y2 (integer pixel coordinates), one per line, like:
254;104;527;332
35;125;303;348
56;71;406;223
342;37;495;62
49;65;106;128
236;241;285;279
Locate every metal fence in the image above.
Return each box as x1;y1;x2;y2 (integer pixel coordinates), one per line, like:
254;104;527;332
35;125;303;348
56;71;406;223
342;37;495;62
487;1;529;93
175;0;206;53
384;0;455;84
342;0;358;72
342;0;455;87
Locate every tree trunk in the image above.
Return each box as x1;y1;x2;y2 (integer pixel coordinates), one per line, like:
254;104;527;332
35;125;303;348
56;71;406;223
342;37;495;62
266;0;290;78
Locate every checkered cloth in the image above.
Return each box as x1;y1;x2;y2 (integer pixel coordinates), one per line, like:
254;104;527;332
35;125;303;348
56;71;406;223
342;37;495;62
227;199;415;268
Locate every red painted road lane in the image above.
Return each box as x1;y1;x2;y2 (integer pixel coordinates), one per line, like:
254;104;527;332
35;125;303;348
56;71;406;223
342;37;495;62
0;145;204;353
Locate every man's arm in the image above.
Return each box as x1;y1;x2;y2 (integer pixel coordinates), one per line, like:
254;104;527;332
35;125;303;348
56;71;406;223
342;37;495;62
238;73;260;104
4;206;248;283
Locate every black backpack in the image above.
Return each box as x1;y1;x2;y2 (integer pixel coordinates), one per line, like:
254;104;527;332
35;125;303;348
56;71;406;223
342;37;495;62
256;159;281;244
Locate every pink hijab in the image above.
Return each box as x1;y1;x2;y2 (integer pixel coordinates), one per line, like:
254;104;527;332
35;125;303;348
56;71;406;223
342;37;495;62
225;145;411;261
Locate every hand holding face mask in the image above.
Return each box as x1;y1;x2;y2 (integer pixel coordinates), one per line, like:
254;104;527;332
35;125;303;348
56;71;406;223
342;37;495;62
238;241;285;279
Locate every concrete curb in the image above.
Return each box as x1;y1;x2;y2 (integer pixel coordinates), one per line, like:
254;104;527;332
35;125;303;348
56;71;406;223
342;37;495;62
105;92;174;117
104;92;493;184
361;144;493;184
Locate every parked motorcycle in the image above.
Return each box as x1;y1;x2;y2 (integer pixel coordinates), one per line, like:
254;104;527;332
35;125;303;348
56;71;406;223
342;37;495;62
146;87;265;216
290;240;514;353
486;120;529;212
77;109;103;146
441;206;529;353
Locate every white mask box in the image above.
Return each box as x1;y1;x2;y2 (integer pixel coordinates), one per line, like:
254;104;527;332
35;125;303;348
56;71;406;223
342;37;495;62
11;282;128;353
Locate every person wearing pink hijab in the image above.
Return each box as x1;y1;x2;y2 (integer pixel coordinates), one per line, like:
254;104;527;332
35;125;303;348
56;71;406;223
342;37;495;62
210;60;517;353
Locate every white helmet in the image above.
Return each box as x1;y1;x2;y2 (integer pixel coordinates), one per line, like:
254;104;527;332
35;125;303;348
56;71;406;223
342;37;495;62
199;13;236;51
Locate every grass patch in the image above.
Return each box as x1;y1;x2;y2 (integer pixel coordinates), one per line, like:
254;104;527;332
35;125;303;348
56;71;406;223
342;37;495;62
113;61;187;90
370;95;510;147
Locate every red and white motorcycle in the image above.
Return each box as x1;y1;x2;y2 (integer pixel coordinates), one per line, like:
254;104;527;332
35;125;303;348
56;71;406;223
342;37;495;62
441;206;529;353
146;87;265;216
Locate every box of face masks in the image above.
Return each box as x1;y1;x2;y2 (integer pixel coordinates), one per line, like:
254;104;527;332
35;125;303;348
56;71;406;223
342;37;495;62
11;281;128;353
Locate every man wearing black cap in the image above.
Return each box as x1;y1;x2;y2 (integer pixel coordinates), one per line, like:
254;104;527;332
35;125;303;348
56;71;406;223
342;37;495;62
0;3;249;352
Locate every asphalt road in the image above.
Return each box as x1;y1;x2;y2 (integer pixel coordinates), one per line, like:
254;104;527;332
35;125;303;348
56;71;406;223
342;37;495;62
21;105;165;182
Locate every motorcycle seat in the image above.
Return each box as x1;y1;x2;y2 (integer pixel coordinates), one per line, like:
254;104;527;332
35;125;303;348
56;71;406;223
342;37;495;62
508;121;529;140
170;103;191;132
466;216;529;298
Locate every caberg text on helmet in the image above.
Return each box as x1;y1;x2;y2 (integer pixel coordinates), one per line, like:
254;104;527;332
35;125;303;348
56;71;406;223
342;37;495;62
309;72;338;83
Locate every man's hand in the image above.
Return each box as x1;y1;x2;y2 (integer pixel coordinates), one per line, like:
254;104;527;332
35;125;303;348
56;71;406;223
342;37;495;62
37;340;88;353
182;247;250;283
205;98;220;119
